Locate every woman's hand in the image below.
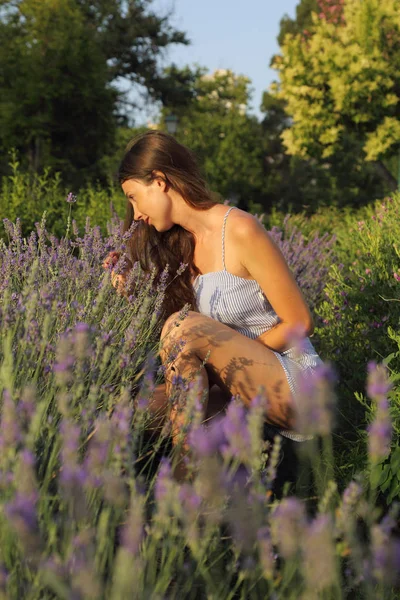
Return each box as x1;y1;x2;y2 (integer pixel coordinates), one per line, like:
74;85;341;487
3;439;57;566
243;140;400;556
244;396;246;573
102;251;133;296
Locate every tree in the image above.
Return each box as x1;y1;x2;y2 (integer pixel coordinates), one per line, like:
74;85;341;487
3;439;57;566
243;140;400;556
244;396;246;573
158;68;265;212
0;0;189;184
277;0;319;47
271;0;400;192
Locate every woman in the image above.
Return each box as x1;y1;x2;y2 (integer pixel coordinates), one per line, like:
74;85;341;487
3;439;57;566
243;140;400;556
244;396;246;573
104;130;323;490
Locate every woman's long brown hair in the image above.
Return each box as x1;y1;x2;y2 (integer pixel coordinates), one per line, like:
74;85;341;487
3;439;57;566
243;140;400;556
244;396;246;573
118;130;219;321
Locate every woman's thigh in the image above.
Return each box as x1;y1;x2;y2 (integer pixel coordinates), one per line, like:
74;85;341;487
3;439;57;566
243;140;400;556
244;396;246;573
160;311;295;430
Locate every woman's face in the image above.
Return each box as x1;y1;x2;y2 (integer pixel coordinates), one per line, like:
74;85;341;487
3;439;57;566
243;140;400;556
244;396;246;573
122;175;173;231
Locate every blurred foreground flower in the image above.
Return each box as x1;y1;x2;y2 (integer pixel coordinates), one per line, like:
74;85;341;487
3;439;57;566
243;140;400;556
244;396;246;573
302;514;337;595
367;510;400;587
271;497;306;559
367;361;392;463
295;362;337;436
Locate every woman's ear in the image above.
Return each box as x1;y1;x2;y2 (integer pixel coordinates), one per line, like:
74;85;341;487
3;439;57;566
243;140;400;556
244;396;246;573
152;170;170;192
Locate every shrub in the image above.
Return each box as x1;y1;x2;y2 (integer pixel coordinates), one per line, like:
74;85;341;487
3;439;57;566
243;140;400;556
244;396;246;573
314;192;400;480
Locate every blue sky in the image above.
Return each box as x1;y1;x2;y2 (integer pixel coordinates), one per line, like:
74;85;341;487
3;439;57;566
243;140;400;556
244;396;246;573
130;0;299;125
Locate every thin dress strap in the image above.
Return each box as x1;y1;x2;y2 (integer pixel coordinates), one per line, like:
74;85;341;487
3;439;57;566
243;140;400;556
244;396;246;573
222;206;236;271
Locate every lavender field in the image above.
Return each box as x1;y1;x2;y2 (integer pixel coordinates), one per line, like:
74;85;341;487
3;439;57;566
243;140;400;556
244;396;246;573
0;188;399;599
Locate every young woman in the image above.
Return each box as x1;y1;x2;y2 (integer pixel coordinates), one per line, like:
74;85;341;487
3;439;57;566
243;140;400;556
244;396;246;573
104;130;323;489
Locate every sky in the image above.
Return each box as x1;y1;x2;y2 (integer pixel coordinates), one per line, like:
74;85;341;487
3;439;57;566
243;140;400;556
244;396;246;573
129;0;299;125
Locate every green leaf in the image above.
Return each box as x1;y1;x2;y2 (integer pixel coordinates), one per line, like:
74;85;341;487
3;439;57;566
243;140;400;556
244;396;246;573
377;464;391;488
383;352;398;366
390;447;400;474
380;472;393;493
370;464;383;489
387;479;400;505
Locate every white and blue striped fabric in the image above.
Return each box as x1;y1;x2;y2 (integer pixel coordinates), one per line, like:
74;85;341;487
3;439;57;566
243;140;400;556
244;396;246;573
193;206;323;442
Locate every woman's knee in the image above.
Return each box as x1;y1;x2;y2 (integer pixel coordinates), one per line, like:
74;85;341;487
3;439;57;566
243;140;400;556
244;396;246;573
160;310;196;339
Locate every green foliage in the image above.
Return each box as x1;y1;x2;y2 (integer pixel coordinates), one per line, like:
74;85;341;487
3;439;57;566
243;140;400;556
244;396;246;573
259;91;386;212
314;191;400;478
158;68;265;211
271;0;400;193
0;151;127;240
262;2;387;214
362;327;400;503
0;0;189;185
277;0;319;47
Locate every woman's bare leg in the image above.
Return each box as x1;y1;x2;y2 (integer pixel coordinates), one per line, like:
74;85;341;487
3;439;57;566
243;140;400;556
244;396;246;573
145;382;231;433
143;379;231;481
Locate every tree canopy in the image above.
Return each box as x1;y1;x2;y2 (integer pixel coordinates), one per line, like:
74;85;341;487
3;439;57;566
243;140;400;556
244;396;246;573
159;67;265;211
0;0;189;184
271;0;400;190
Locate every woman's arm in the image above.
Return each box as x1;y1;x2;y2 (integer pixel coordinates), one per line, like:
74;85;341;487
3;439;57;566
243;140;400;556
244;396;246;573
254;321;312;353
233;213;313;353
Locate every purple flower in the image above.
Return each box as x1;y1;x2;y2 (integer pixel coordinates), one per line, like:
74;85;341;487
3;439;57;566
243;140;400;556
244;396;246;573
271;498;307;558
188;416;227;457
60;465;87;486
366;363;392;462
368;419;392;463
5;491;39;531
367;361;392;399
66;193;77;204
335;479;364;539
75;322;89;334
302;515;336;592
295;362;337;436
220;401;252;461
120;491;145;556
257;526;276;579
370;523;400;585
179;483;202;512
0;564;9;590
0;390;22;450
155;458;172;502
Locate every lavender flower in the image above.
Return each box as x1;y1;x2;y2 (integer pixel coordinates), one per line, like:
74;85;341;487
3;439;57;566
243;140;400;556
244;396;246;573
53;335;75;386
0;389;22;455
5;491;39;533
335;479;364;538
367;362;392;462
154;457;173;503
220;400;252;463
110;393;134;466
370;521;400;586
59;419;88;521
302;515;336;593
178;483;202;513
136;354;156;411
367;361;392;399
257;526;276;580
264;435;282;488
66;193;77;204
119;488;145;556
4;450;42;559
295;362;337;436
66;529;101;599
271;497;307;558
268;220;337;311
188;416;227;458
0;564;9;591
82;417;111;489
